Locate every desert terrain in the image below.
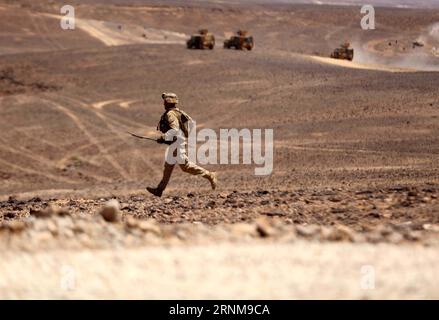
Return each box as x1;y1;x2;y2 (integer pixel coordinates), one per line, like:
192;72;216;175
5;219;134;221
0;0;438;299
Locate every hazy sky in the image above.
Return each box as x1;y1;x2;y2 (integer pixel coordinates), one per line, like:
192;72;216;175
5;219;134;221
72;0;439;9
192;0;439;9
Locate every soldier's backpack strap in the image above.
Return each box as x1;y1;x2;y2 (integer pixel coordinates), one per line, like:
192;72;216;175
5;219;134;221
174;108;194;137
158;110;171;133
157;108;194;137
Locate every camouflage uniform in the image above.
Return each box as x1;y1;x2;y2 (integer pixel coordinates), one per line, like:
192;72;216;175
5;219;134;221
147;93;217;197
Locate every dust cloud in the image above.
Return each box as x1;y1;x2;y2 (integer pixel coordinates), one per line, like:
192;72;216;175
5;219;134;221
351;23;439;72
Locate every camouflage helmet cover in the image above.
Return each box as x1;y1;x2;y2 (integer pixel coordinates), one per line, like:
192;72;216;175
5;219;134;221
162;92;179;104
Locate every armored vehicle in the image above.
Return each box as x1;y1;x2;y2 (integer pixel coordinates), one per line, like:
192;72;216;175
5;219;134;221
330;42;354;61
412;41;424;48
186;29;215;50
223;30;254;50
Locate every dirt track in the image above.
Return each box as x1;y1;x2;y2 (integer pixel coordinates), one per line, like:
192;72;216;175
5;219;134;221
0;0;439;299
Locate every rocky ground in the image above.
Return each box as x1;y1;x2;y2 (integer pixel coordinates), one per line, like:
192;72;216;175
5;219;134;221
1;185;439;299
1;185;439;250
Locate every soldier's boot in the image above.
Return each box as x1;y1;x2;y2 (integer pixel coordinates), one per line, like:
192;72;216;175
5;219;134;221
147;162;175;197
146;187;163;197
205;172;217;190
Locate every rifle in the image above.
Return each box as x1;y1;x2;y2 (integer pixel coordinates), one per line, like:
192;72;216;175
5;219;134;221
127;131;157;142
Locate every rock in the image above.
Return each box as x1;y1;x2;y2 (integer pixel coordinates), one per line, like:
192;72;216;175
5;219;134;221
393;221;413;232
389;186;408;192
256;218;275;237
330;207;346;214
421;197;431;203
72;220;88;233
326;225;355;242
56;207;70;217
99;199;121;223
61;229;75;238
3;212;16;219
0;220;26;233
46;219;58;235
367;212;381;219
30;206;70;218
230;223;256;237
130;196;145;202
121;203;133;212
30;207;52;218
138;220;161;235
355;189;373;195
261;211;286;217
366;231;384;243
30;197;42;203
125;216;139;229
423;224;439;232
205;200;216;208
387;232;404;244
56;216;74;230
404;230;422;241
400;200;411;207
295;225;321;238
407;191;418;197
174;229;188;240
376;225;394;236
34;231;53;242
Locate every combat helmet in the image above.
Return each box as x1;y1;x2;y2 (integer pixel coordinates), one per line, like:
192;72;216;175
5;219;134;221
162;92;179;104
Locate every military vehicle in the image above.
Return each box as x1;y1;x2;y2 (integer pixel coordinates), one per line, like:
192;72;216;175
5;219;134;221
412;41;424;49
186;29;215;50
330;42;354;61
223;30;254;50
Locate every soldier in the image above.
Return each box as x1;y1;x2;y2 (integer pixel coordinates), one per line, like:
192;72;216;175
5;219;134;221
146;93;217;197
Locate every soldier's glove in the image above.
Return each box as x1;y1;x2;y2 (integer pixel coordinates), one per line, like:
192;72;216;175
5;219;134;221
158;136;178;145
156;137;166;144
157;136;175;145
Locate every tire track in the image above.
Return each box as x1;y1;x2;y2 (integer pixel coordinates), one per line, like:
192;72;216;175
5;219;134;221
27;12;60;51
36;12;65;50
0;142;79;183
0;118;62;150
90;103;157;179
277;141;439;158
0;157;74;184
43;98;131;180
64;95;157;178
0;101;113;184
57;136;121;168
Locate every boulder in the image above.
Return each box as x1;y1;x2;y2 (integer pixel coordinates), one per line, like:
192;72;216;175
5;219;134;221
99;199;121;223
